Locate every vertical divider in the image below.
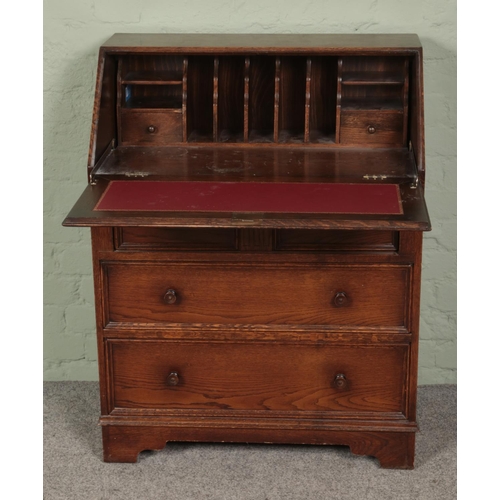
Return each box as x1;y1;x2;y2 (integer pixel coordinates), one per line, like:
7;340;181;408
402;57;409;145
274;57;281;143
116;58;123;145
304;58;312;143
335;58;343;144
182;57;188;142
244;57;250;142
213;57;219;142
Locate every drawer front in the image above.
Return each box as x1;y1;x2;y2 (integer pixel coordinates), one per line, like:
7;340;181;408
340;111;403;145
121;110;182;144
104;263;410;329
114;227;238;251
109;340;408;414
275;229;398;252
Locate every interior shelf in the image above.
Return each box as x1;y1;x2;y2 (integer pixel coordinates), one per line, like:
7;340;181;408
341;81;405;112
122;70;183;85
342;72;405;85
341;98;404;111
122;93;182;109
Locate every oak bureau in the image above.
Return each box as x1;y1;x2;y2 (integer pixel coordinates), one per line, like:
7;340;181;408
63;33;431;468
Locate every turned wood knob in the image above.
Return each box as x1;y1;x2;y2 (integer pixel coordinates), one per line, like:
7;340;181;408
167;372;180;386
334;373;347;389
147;125;156;133
163;289;177;304
367;125;376;134
333;291;348;307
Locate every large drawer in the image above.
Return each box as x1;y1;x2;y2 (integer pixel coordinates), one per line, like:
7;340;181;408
103;263;410;329
108;340;408;414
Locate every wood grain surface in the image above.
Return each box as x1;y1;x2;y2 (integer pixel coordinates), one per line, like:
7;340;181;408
108;340;408;413
104;262;410;328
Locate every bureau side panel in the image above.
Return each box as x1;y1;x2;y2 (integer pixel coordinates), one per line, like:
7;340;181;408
400;231;423;421
90;227;115;415
88;53;117;173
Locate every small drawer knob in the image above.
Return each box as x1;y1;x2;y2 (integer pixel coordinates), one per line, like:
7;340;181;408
167;372;180;386
333;291;348;307
163;289;177;304
367;125;376;134
334;373;347;389
147;125;157;133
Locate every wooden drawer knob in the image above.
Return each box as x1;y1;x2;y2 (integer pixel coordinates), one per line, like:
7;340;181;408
147;125;157;133
333;373;347;389
163;289;177;304
333;291;348;307
167;372;180;386
367;125;376;134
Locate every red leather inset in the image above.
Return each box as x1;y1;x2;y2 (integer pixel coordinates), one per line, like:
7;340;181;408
94;181;403;215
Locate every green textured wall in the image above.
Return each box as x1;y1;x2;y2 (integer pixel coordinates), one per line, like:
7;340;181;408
43;0;457;382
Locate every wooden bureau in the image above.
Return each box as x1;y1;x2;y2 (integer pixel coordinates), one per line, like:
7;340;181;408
63;33;431;469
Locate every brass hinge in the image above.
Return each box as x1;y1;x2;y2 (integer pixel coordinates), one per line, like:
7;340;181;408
363;174;387;181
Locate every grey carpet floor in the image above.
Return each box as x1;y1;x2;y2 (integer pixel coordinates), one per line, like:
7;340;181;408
44;383;456;500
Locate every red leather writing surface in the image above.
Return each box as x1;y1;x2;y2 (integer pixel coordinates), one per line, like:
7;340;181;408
94;181;402;214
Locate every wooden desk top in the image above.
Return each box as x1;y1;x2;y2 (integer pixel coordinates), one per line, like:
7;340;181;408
101;33;422;54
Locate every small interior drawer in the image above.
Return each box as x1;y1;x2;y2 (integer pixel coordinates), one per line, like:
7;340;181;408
121;110;182;145
275;230;399;252
340;111;403;145
109;339;408;414
114;227;238;251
